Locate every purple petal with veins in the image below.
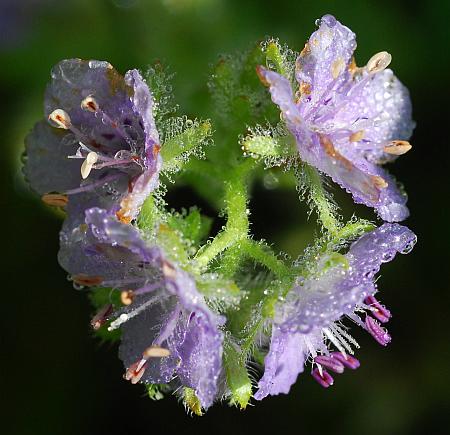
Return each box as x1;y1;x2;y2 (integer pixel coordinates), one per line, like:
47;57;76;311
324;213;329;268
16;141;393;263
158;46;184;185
59;207;224;409
24;59;162;225
258;15;414;221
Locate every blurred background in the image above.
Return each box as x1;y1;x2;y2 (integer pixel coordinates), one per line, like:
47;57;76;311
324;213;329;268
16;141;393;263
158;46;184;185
2;0;449;434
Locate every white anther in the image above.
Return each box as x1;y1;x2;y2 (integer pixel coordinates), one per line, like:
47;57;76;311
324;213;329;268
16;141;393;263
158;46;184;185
41;193;68;207
48;109;71;129
372;175;389;189
367;51;392;74
383;140;412;155
80;151;98;179
331;58;345;79
349;130;365;142
81;95;99;112
143;345;171;358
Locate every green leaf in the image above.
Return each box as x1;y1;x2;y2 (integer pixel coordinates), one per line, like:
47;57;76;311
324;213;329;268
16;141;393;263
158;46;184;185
209;43;278;126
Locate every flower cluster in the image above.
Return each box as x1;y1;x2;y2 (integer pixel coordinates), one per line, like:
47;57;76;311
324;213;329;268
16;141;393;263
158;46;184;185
24;15;416;414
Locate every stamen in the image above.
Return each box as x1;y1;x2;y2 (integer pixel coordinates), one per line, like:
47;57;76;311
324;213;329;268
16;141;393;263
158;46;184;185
108;295;159;331
367;51;392;74
349;130;365;142
143;345;171;358
124;359;147;384
48;109;71;129
365;315;391;346
331;58;345;79
330;352;360;370
72;274;103;287
323;327;348;356
314;355;345;373
162;260;177;280
299;82;311;96
108;313;129;331
81;95;100;113
383;140;412;155
120;290;134;306
311;367;334;388
90;304;113;330
331;324;360;351
372;175;388;189
41;193;68;207
364;295;391;323
80;151;98;179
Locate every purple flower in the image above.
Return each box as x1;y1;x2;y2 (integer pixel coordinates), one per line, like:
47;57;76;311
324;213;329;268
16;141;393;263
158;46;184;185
59;207;224;409
257;15;414;222
24;59;162;225
255;223;416;399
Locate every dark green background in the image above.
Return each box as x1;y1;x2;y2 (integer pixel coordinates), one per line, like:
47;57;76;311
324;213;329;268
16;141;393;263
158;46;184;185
2;1;449;434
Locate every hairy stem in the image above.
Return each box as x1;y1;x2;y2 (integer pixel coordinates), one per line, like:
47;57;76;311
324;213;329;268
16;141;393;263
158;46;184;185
302;163;341;235
240;239;291;279
194;159;254;271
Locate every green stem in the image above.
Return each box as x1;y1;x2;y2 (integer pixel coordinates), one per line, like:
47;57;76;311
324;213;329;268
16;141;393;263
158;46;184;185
302;163;341;235
194;159;254;271
240;239;291;279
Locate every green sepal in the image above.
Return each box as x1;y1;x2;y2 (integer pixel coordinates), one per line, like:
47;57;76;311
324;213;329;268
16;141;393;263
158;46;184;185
322;252;349;272
144;61;177;124
146;383;171;401
166;207;212;248
264;41;286;76
137;195;158;233
156;223;190;266
224;339;252;410
161;120;212;172
183;387;203;416
242;134;296;159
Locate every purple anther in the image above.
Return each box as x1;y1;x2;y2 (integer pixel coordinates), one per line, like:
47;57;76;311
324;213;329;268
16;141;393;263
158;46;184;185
365;315;391;346
330;352;360;370
314;355;345;373
311;367;334;388
364;295;391;323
